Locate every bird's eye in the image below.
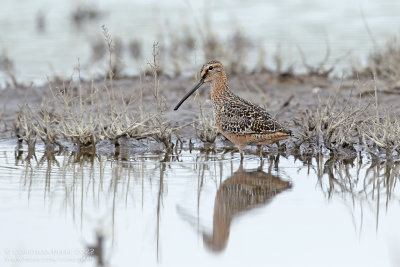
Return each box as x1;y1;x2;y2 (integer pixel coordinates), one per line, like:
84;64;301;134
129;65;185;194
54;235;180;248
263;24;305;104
208;66;214;70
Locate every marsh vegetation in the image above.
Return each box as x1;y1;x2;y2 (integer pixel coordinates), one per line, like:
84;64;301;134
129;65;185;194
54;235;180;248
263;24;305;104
1;2;400;266
3;26;399;162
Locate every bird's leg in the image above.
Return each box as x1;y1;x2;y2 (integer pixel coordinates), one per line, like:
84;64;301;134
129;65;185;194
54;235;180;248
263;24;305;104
257;157;264;171
256;145;264;170
239;147;244;162
257;145;263;159
239;155;244;170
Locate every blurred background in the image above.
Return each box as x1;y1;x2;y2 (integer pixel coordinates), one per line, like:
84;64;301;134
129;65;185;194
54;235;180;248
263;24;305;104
1;0;400;84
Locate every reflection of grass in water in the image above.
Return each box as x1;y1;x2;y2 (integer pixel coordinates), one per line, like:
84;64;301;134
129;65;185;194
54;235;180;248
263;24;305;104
15;148;166;242
306;152;400;233
14;148;168;265
13;148;224;262
8;147;400;261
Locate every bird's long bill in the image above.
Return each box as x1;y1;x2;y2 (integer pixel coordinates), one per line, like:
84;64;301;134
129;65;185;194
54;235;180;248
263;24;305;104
173;79;204;111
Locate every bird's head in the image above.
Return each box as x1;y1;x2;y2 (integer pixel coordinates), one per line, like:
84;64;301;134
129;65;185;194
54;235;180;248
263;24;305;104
174;60;225;111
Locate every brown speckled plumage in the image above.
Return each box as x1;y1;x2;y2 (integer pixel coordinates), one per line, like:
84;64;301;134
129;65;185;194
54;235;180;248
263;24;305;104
174;60;292;155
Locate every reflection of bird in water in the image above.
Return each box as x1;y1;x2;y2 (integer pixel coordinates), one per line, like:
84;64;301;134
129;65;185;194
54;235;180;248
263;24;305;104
203;163;291;252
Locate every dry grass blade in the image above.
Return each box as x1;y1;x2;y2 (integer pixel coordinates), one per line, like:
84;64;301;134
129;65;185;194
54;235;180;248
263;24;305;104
299;79;400;159
13;28;173;152
193;91;219;144
299;93;367;152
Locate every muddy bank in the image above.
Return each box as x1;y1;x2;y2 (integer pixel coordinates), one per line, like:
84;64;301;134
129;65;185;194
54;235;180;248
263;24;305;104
1;72;400;158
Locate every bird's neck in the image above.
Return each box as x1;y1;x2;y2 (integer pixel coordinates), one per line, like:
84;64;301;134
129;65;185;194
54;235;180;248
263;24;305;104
211;74;230;104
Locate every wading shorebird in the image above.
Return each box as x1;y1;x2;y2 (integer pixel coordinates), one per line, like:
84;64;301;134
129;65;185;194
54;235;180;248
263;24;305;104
174;61;291;158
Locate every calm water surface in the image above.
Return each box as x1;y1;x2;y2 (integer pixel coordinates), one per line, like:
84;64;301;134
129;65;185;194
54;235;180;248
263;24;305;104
1;0;400;83
0;140;399;267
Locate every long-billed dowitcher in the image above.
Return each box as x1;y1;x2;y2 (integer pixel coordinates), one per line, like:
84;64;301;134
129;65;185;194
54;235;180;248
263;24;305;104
174;60;292;157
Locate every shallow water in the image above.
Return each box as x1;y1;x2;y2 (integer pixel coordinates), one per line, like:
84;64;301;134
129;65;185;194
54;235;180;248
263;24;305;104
0;140;399;267
1;0;400;84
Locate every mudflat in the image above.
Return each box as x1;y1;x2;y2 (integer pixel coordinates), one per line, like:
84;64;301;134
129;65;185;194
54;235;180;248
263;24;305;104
1;71;399;159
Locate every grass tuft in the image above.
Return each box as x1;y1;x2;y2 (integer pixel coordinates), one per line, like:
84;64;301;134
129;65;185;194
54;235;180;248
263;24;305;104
193;91;219;144
297;80;400;159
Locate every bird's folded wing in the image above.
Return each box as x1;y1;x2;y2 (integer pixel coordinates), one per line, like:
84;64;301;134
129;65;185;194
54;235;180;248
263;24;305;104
216;97;285;135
